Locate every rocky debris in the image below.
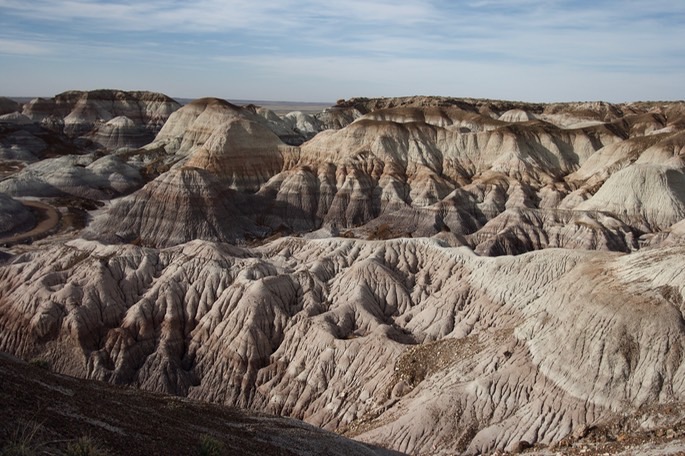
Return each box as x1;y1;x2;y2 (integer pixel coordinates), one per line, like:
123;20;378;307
1;237;685;454
21;89;181;149
0;154;142;199
522;401;685;455
0;353;396;456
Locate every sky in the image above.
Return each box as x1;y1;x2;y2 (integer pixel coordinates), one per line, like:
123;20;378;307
0;0;683;103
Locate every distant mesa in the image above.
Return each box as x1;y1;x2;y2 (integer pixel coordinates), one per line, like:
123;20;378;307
21;89;182;150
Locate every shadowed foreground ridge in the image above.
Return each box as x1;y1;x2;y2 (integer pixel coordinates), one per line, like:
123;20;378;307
1;94;685;455
0;353;395;456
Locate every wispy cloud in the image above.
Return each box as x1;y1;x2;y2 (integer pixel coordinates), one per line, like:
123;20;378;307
0;38;50;55
0;0;683;101
0;0;437;32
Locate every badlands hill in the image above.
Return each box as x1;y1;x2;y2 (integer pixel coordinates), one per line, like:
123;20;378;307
1;92;685;455
84;95;685;255
0;90;180;199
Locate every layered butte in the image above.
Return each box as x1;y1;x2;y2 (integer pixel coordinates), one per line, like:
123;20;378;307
20;89;181;149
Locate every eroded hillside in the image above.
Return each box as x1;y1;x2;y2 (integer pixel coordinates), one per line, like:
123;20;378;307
1;93;685;455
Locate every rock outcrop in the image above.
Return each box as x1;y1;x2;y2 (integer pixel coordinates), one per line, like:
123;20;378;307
85;167;263;246
0;120;82;163
89;115;153;150
151;97;316;158
576;164;685;231
86;110;298;247
184;117;289;191
256;106;637;249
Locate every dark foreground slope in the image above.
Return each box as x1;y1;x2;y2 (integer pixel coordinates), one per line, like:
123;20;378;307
0;353;396;456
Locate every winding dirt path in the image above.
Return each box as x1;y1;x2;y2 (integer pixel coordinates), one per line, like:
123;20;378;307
0;199;60;245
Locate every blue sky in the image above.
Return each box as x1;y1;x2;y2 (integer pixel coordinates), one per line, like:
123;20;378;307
0;0;683;102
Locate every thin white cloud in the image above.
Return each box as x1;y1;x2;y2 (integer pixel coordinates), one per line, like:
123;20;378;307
0;0;437;32
1;0;683;101
0;38;50;55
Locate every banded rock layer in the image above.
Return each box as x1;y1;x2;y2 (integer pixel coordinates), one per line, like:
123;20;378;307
87;167;263;246
87;100;308;246
90;98;685;255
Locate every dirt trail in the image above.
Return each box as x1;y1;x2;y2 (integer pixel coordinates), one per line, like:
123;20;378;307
0;199;60;245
